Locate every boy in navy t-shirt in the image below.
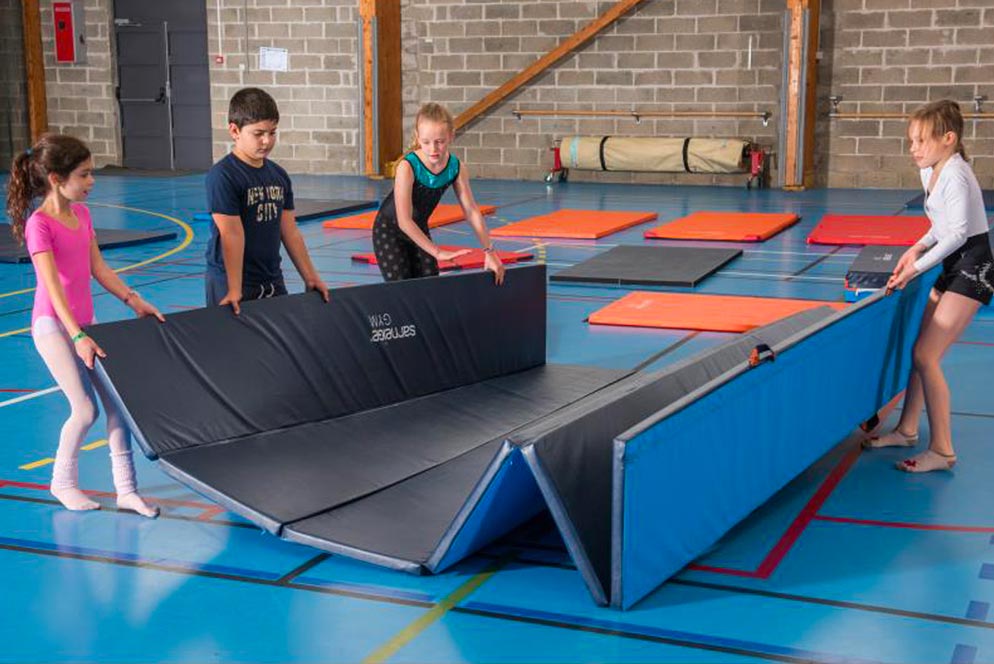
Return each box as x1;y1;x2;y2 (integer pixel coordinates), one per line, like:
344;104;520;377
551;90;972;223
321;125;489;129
205;87;328;313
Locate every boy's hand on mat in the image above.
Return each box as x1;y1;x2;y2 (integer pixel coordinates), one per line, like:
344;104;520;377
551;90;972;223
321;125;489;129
307;278;330;302
219;290;242;315
75;336;106;370
131;296;166;323
436;248;471;262
484;252;505;285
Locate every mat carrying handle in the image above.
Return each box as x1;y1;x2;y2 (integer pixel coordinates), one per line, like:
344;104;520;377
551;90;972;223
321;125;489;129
748;344;776;368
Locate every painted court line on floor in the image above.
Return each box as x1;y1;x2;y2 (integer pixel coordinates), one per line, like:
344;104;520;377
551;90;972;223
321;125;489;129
361;554;513;664
0;387;60;408
691;444;862;578
19;439;107;471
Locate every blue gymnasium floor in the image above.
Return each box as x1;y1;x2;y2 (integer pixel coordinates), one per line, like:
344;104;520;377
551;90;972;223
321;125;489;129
1;173;994;663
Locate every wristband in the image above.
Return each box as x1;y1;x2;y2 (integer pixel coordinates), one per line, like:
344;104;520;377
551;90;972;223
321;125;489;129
482;245;495;254
123;289;139;304
71;330;88;343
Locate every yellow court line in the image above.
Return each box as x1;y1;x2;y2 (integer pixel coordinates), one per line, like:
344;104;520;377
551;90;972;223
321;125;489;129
532;238;548;264
0;203;194;339
18;456;54;471
0;202;194;300
81;439;108;451
362;556;512;664
19;439;107;471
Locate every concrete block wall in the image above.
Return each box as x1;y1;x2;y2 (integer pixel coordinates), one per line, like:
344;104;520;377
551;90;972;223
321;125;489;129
28;0;993;188
817;0;994;189
206;0;361;173
40;0;121;166
0;1;31;162
401;0;784;186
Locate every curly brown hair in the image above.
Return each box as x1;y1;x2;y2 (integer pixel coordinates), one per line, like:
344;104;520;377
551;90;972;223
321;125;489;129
6;133;92;245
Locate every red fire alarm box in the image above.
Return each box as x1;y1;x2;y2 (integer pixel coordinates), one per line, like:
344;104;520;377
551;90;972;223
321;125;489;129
53;1;86;64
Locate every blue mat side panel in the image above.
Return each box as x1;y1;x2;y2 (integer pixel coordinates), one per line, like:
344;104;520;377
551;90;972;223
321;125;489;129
429;444;545;573
522;444;609;606
612;273;934;609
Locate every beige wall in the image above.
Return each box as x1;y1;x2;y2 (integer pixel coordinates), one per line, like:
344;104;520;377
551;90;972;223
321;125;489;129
1;1;31;161
401;0;783;186
40;0;120;166
817;0;994;189
36;0;993;188
206;0;361;173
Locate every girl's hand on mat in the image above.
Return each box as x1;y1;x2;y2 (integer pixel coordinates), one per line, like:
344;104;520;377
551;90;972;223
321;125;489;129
131;296;166;323
484;252;505;285
887;264;918;291
307;278;330;302
436;248;471;262
219;290;242;316
894;246;921;274
75;336;106;370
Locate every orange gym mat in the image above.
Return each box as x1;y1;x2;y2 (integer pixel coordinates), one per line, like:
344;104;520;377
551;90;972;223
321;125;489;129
352;246;533;271
807;214;930;246
322;204;496;230
643;211;799;242
588;292;847;333
490;209;657;239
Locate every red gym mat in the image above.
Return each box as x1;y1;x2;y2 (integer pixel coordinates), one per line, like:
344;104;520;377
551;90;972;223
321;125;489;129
807;214;931;246
644;211;799;242
588;292;847;333
352;246;533;271
322;204;496;230
490;209;657;239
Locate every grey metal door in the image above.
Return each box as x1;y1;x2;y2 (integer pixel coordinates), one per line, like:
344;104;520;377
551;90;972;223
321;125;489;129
113;0;211;170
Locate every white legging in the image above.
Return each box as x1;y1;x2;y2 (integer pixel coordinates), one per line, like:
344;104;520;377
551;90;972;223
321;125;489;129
33;318;138;496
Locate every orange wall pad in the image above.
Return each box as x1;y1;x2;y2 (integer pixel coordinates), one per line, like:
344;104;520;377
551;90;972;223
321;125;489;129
323;204;496;230
588;292;847;333
352;246;532;271
644;211;799;242
490;209;657;239
807;214;930;246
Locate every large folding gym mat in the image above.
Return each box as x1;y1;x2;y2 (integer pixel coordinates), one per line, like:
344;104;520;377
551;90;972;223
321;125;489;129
643;211;799;242
524;268;934;608
906;189;994;210
844;245;902;301
293;198;378;220
352;246;533;271
90;262;934;609
807;214;930;246
549;245;741;287
490;209;657;239
0;225;178;264
588;292;848;332
89;265;625;571
322;204;497;230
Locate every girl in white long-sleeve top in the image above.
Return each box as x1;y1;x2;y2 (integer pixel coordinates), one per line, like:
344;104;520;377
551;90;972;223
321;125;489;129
864;99;993;472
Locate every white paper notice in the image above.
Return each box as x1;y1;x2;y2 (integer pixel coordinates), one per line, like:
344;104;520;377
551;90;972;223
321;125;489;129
258;46;288;72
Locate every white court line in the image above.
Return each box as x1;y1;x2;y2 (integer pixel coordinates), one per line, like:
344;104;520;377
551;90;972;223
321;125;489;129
0;387;60;408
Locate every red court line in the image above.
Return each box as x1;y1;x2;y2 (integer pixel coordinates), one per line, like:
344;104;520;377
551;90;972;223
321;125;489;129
956;341;994;347
813;515;994;534
196;506;228;522
0;389;33;393
0;478;219;517
688;444;863;579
